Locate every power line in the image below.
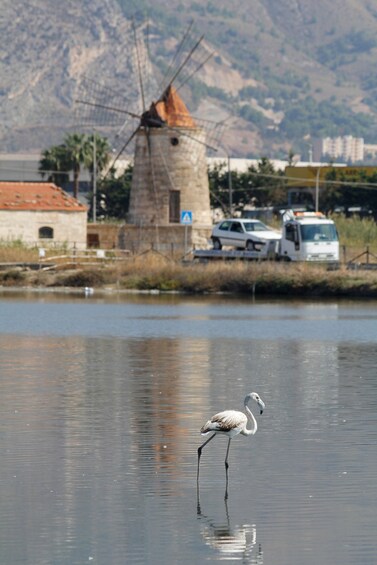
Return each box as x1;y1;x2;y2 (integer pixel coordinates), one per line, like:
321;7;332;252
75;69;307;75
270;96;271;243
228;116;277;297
211;163;377;189
2;162;377;189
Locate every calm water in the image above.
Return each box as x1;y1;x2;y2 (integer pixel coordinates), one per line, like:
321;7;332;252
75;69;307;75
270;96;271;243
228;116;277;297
0;292;376;564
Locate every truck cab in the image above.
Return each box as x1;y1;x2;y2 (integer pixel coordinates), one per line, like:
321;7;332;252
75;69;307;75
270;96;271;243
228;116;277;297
279;211;339;264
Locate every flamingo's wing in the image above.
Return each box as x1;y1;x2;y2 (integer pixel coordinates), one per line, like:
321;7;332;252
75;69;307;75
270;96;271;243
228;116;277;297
200;410;247;434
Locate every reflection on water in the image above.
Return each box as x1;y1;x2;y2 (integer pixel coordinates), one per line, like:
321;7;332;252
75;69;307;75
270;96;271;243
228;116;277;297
0;296;377;564
197;490;262;563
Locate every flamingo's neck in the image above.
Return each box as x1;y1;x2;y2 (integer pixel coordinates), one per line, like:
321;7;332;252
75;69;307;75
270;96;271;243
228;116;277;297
242;404;257;436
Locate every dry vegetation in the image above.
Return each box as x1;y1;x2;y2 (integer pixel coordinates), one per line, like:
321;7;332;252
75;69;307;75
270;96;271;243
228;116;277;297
1;251;377;298
1;216;377;297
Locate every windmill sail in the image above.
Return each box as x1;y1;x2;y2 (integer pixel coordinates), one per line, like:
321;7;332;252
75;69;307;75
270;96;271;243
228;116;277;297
74;22;226;228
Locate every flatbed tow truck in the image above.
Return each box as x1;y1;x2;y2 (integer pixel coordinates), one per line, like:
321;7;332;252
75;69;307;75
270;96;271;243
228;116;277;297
193;211;340;265
193;240;278;262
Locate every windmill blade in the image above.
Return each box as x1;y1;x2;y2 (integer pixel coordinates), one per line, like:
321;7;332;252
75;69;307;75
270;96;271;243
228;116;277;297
77;74;126;101
75;99;141;121
74;75;136;128
176;51;215;92
103;127;139;181
168;34;205;87
133;19;147;113
73;59;149;146
160;20;195;90
159;120;224;153
144;128;159;202
141;127;184;215
131;21;159;112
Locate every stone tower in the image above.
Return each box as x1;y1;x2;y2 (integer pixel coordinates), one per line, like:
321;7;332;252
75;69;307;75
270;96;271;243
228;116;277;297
128;85;212;226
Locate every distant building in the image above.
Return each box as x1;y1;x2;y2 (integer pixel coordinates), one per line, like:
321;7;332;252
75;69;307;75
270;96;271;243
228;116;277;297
364;143;377;160
313;136;364;163
0;182;88;249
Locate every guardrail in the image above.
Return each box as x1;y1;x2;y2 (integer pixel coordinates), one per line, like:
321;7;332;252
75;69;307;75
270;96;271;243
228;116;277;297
38;248;131;270
347;246;377;270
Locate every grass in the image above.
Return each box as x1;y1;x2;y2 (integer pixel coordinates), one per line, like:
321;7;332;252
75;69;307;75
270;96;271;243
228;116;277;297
333;214;377;252
16;256;376;298
1;217;377;297
0;240;40;263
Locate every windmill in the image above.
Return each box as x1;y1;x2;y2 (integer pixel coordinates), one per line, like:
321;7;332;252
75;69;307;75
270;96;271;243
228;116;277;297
75;21;225;229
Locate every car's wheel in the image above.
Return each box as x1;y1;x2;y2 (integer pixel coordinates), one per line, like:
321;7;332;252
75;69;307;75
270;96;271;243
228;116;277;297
212;238;222;250
246;240;255;251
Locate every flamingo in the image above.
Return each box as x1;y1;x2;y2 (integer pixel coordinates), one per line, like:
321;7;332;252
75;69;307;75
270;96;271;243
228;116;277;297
197;392;265;486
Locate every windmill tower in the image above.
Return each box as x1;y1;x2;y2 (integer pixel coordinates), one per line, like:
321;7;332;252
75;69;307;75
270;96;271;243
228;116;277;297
76;22;223;247
128;84;212;226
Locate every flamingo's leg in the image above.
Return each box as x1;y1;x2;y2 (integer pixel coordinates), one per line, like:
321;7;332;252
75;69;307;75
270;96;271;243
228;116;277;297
197;433;216;481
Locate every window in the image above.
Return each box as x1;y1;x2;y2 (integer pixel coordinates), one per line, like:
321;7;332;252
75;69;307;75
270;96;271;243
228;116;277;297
230;222;243;233
169;191;180;223
285;223;296;242
219;221;232;231
300;224;338;242
87;233;100;248
39;226;54;239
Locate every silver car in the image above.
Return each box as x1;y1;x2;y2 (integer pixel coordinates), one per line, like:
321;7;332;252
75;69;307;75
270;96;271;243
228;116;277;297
211;218;281;251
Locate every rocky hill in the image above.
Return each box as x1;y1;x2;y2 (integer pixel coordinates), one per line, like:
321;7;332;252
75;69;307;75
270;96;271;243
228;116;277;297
2;0;377;159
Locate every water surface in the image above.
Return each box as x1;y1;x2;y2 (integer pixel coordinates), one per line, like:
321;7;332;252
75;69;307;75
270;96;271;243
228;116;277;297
0;293;376;564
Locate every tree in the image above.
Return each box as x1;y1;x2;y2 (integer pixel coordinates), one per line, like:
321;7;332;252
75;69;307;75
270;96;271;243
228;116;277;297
88;164;133;220
63;133;92;199
39;133;111;200
243;157;287;208
208;157;287;215
322;168;377;216
39;145;70;188
208;162;233;214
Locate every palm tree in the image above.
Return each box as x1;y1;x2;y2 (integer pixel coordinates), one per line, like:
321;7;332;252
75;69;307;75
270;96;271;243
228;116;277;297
39;133;112;200
39;145;70;187
63;133;91;199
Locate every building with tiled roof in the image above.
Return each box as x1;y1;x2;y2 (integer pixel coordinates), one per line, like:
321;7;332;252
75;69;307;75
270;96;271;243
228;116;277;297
0;182;88;249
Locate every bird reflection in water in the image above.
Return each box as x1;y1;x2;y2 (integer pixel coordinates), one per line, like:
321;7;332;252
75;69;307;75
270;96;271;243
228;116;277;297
197;491;263;563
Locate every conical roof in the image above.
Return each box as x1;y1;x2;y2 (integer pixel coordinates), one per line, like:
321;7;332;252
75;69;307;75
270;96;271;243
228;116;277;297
150;85;196;128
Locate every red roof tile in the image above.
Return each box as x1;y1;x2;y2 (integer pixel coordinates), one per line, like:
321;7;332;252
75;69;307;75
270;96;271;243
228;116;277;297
0;182;87;211
153;85;196;128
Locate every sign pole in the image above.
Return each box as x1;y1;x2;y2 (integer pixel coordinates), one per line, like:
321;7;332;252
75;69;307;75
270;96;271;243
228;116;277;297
180;210;193;257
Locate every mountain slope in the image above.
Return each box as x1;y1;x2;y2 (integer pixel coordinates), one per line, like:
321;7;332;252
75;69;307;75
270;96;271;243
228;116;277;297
1;0;377;159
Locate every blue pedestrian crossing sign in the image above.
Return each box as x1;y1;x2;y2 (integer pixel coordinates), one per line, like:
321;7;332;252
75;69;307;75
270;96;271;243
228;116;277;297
180;210;193;225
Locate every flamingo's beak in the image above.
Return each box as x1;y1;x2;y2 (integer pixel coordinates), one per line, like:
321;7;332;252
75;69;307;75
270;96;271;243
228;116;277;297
258;398;266;415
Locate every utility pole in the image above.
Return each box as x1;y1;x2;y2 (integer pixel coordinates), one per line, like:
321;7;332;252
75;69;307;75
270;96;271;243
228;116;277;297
315;166;320;212
219;145;233;216
227;153;233;216
93;133;97;223
308;144;313;164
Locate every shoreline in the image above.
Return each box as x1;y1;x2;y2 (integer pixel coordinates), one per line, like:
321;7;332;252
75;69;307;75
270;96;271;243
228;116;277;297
1;258;377;298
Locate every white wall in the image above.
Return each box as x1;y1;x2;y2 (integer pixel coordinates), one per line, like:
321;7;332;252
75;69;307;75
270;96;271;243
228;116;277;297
0;210;87;249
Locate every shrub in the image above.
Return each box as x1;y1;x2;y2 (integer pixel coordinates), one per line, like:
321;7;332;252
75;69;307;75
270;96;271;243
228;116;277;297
0;269;26;286
55;269;109;287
